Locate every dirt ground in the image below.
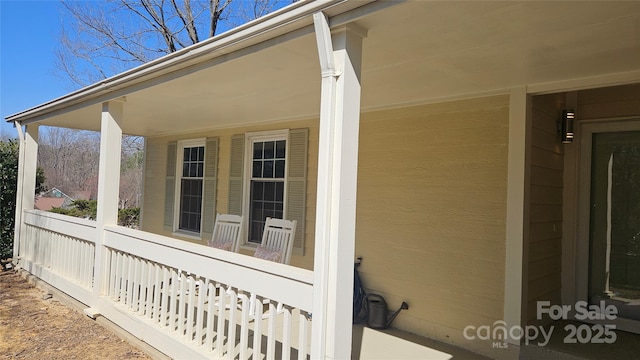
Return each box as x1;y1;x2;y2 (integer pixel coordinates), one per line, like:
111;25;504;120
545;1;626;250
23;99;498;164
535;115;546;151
0;269;152;359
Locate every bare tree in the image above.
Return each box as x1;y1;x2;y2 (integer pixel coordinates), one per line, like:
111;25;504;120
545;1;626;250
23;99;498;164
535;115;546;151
55;0;293;88
120;153;144;208
38;128;100;196
0;126;14;141
38;127;145;208
48;0;291;214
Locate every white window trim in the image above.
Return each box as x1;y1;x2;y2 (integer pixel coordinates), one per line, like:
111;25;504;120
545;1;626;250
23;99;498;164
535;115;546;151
241;129;290;248
173;138;206;237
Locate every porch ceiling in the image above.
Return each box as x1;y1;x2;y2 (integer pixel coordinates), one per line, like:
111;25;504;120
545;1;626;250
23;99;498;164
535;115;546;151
8;0;640;137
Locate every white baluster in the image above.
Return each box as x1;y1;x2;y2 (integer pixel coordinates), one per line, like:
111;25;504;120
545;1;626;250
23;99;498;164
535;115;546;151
227;289;238;358
195;277;206;346
215;284;227;357
205;282;215;351
186;274;196;340
252;295;263;359
178;271;187;336
282;305;292;360
160;267;169;326
238;294;250;360
298;311;309;360
266;300;277;360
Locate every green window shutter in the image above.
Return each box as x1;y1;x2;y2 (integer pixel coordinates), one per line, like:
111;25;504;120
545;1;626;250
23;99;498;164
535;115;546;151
286;128;308;255
201;137;219;240
228;135;244;216
163;141;177;232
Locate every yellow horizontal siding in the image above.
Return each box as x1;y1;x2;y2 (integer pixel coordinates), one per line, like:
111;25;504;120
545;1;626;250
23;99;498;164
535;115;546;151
142;95;512;349
530;146;563;171
529;221;562;243
526;93;564;324
530;184;563;205
530;203;563;223
578;84;640;119
355;95;510;339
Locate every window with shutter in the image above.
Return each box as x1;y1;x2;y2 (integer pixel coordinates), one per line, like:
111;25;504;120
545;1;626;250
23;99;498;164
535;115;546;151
286;128;308;255
164;137;218;239
230;129;307;254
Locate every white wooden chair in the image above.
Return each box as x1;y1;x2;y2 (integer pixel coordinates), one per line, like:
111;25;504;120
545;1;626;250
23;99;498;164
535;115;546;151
175;214;241;300
208;213;243;252
248;217;297;317
173;211;240;295
252;217;297;265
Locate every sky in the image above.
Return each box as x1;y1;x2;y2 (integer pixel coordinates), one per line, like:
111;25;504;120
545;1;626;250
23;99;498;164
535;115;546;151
1;0;69;138
0;0;290;139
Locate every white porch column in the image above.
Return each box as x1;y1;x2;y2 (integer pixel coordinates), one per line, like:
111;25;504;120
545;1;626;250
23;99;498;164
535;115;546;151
504;87;531;346
312;13;366;360
90;100;124;311
13;123;39;264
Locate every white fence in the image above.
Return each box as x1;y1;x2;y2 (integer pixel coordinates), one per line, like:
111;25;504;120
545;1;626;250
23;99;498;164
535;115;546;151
18;210;314;360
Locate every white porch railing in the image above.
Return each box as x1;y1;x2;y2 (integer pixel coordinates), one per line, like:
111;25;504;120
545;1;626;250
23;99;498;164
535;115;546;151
22;210;97;305
18;210;313;360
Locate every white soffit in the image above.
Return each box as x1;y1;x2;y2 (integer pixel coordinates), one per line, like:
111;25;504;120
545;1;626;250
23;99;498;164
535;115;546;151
358;1;640;109
6;1;640;136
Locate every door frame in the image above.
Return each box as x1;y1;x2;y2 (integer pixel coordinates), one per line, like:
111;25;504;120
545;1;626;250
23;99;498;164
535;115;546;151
575;116;640;333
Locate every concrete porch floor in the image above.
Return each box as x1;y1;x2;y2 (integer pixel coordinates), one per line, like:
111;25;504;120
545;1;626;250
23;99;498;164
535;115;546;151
521;320;640;360
353;321;640;360
352;324;491;360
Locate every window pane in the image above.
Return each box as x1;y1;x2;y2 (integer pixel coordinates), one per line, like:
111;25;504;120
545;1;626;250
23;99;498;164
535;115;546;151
180;213;189;229
253;143;263;160
190;196;199;212
250;222;263;243
264;160;274;178
249;180;285;242
253;161;262;178
265;208;275;219
197;163;203;178
264;182;275;200
190;214;198;230
178;145;204;233
264;141;274;159
276;140;286;158
184;179;192;193
253;202;263;217
179;178;202;233
248;138;287;244
253;181;264;199
275;160;285;178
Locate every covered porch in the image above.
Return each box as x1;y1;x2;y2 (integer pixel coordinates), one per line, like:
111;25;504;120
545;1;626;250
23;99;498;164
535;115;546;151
18;208;496;359
9;1;382;357
7;1;640;359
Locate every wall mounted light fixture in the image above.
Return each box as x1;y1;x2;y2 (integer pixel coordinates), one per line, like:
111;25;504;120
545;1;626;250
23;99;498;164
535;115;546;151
561;110;575;143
